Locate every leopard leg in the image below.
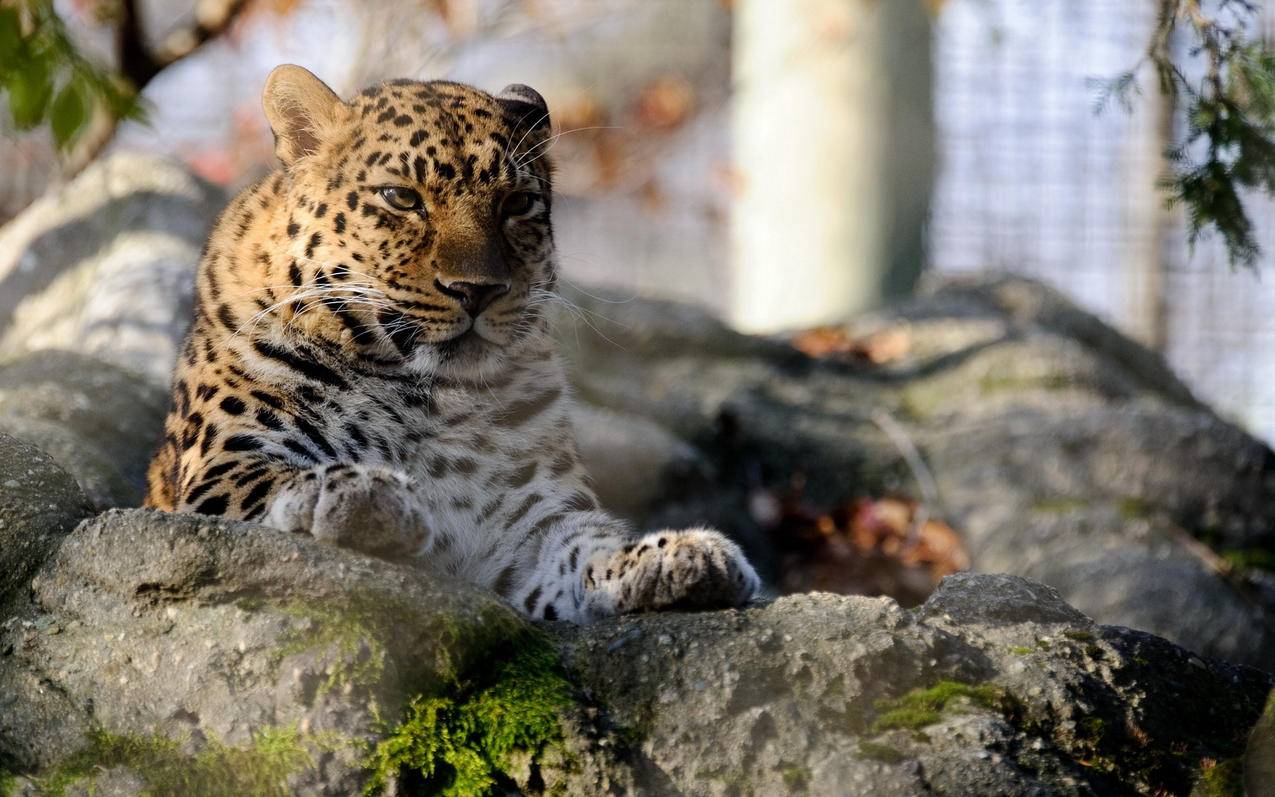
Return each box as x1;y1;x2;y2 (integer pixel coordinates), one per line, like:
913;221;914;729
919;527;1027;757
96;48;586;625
513;513;760;623
266;463;434;559
580;528;760;618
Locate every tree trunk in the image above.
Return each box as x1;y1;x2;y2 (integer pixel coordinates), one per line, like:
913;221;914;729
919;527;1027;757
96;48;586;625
729;0;934;333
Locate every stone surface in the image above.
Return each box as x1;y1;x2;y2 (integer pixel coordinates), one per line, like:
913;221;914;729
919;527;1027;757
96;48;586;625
0;511;1268;795
0;510;630;795
0;153;223;384
0;351;168;509
558;573;1273;796
0;433;91;611
556;275;1275;669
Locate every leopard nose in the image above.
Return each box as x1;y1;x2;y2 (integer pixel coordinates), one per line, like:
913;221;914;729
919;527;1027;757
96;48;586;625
435;278;510;317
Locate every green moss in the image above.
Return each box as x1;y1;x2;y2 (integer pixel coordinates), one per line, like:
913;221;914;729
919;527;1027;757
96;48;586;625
858;741;907;764
780;765;811;787
272;603;388;699
1221;548;1275;572
978;373;1075;395
1010;646;1034;655
1117;497;1154;520
1191;758;1243;797
0;768;15;797
361;630;573;797
870;680;1010;733
267;591;522;704
1078;717;1107;742
34;725;338;797
1063;629;1094;642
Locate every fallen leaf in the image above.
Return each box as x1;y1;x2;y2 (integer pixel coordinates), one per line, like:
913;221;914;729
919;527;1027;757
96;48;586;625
764;484;969;606
791;326;911;366
633;75;695;130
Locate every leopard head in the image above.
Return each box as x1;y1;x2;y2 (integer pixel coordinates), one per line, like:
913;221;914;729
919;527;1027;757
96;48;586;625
262;65;557;377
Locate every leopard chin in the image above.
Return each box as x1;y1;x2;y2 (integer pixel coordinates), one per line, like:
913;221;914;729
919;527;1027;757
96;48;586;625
403;330;506;380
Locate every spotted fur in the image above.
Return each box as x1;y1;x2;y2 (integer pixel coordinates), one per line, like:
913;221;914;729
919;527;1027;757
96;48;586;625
144;65;758;622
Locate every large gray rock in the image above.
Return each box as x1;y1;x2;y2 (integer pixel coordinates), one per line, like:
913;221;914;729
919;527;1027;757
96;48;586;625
1;511;1268;795
0;509;630;795
0;434;91;611
558;572;1272;796
557;275;1275;668
0;153;223;385
0;351;169;509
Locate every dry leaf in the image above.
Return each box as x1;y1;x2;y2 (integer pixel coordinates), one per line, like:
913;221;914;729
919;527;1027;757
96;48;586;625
633;75;695;130
762;483;969;606
791;326;911;366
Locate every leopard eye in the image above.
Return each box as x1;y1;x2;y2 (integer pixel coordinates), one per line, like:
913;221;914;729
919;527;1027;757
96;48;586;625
377;186;423;212
502;191;537;218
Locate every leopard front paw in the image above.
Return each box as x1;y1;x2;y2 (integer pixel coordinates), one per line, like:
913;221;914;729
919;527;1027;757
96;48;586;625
267;464;428;558
583;528;759;616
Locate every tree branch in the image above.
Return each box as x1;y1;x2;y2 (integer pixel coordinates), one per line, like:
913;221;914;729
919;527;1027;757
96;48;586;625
115;0;249;94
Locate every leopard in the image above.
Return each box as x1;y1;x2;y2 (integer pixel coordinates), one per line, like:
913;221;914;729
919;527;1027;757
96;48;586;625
143;64;759;623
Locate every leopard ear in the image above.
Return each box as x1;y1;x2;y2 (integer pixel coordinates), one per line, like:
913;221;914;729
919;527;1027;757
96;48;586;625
263;65;345;166
498;83;551;141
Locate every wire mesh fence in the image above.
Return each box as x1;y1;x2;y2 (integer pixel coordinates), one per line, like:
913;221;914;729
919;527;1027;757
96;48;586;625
931;0;1275;443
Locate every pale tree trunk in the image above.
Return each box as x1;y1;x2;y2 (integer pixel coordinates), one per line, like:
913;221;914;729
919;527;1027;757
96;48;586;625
729;0;934;333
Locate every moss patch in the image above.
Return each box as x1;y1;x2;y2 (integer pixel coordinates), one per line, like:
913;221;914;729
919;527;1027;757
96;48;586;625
780;765;811;787
859;740;907;764
1117;497;1154;520
871;680;1010;733
1191;758;1243;797
272;603;388;699
1221;548;1275;572
361;630;573;796
32;725;338;797
978;373;1076;396
0;768;16;797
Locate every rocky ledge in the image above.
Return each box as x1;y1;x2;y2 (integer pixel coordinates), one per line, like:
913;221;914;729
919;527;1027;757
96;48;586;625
0;507;1270;796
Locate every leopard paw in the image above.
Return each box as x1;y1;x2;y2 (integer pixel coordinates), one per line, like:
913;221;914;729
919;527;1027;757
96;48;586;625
583;528;759;616
267;464;428;557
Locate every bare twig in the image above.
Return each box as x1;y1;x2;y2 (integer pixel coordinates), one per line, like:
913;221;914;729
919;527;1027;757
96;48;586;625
870;408;941;546
117;0;249;90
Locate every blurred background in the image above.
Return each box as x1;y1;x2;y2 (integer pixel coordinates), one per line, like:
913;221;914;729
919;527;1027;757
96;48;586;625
0;0;1264;443
0;0;1273;448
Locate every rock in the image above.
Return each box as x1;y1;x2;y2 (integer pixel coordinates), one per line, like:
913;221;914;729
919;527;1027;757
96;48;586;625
0;434;91;610
915;570;1088;626
557;275;1275;669
572;403;711;523
0;351;169;509
0;153;223;385
558;572;1271;796
0;509;630;795
1;510;1268;795
1247;691;1275;795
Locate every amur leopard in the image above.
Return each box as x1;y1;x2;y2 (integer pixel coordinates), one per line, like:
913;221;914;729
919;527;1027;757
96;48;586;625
144;64;759;623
